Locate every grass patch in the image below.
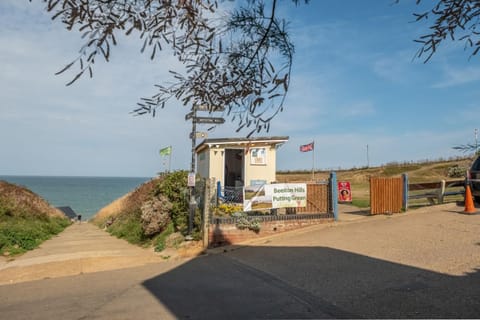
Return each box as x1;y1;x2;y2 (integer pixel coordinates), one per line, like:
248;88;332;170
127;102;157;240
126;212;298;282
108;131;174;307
154;222;175;252
0;216;70;256
351;199;370;208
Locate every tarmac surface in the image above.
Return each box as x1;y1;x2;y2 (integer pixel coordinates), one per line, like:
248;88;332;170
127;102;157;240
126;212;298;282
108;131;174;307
0;205;368;285
0;203;479;319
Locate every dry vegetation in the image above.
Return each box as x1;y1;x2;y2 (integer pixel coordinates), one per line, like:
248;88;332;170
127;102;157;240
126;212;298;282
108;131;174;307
277;157;473;206
91;178;161;225
0;181;64;219
277;158;472;183
91;172;201;252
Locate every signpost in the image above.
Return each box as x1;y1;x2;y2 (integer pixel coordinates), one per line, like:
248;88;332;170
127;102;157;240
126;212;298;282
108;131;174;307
185;112;194;121
194;105;225;112
186;105;224;238
192;117;225;124
189;132;208;139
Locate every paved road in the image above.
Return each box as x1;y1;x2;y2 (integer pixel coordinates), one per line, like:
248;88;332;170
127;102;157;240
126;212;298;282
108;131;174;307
0;203;479;319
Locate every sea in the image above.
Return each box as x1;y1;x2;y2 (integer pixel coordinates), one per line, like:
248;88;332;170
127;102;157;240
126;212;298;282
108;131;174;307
0;176;152;221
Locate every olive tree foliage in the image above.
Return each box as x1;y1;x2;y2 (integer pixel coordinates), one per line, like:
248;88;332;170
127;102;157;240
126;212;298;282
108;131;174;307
409;1;480;154
32;0;307;136
411;0;480;62
453;143;480;154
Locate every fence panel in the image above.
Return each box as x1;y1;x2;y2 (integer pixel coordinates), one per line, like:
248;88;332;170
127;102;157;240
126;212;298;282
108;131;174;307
296;183;329;214
370;177;403;215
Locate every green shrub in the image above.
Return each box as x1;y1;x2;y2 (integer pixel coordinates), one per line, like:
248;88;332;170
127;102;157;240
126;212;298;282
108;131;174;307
447;165;467;178
103;171;201;248
232;212;261;232
0;216;70;256
154;171;196;235
154;222;175;252
107;209;146;245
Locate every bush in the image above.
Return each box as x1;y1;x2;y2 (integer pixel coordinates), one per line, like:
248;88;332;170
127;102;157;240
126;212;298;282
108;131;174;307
212;203;243;216
0;182;71;256
0;217;70;255
102;171;202;247
447;165;467;178
232;212;261;232
107;209;146;245
154;222;175;252
140;195;172;236
154;171;196;235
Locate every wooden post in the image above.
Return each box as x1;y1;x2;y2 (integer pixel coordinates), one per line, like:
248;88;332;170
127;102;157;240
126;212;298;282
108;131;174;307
438;180;446;204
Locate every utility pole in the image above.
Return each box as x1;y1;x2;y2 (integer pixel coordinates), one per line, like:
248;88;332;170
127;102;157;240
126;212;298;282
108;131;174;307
187;107;197;239
312;139;315;181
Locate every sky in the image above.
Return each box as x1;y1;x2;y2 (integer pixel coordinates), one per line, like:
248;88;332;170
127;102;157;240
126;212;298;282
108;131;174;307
1;0;479;177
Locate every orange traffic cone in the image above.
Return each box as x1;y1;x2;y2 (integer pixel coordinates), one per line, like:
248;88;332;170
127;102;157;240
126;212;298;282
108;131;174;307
464;185;476;214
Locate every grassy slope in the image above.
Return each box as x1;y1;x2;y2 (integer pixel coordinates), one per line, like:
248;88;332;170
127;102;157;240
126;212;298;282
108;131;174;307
277;157;473;207
0;181;71;256
91;178;160;227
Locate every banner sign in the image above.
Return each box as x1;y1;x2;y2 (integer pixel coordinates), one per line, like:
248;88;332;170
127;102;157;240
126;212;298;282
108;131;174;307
338;181;352;202
244;183;307;211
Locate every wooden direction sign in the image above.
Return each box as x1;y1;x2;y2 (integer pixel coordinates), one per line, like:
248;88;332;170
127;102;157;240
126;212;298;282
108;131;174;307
189;132;208;139
192;116;225;124
193;105;225;112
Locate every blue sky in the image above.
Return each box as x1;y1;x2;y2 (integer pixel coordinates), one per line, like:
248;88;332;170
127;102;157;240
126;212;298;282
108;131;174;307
1;0;479;177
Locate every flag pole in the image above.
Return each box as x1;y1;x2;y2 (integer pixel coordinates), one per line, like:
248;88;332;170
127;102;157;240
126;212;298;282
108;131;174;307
312;140;315;181
168;146;172;172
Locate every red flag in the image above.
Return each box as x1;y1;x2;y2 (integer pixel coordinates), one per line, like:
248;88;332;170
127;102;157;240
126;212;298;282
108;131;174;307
300;142;314;152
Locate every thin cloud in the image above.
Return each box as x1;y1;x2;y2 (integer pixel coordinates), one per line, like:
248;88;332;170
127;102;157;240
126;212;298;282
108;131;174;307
372;50;418;84
432;66;480;88
339;101;376;117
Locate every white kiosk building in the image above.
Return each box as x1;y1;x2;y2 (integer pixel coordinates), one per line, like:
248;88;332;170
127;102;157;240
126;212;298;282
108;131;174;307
195;136;289;189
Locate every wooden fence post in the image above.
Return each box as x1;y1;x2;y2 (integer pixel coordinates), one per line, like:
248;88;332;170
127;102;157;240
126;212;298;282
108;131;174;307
438;180;446;204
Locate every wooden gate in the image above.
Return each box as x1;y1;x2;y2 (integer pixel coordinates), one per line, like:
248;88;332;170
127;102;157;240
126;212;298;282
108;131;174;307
370;177;403;215
296;182;329;213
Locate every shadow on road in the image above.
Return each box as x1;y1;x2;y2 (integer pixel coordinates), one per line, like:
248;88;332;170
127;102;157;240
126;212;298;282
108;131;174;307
142;246;480;319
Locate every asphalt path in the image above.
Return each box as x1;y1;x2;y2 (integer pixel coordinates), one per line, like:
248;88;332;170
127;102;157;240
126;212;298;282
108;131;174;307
0;203;479;319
